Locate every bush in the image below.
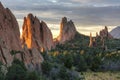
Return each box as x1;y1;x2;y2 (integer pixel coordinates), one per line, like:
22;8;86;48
12;58;27;71
25;71;39;80
6;59;27;80
0;62;5;80
75;55;88;72
90;56;102;71
58;66;69;80
6;64;26;80
41;61;52;76
64;54;74;69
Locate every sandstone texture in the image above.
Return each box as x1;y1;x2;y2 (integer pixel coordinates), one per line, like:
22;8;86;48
21;13;54;51
0;3;43;71
55;17;77;44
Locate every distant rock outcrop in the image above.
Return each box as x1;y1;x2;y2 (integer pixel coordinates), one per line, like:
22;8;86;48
0;2;43;71
21;13;54;51
110;26;120;39
55;17;77;44
89;33;96;47
89;26;112;50
99;26;113;39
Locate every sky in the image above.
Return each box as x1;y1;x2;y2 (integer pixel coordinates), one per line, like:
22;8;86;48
1;0;120;37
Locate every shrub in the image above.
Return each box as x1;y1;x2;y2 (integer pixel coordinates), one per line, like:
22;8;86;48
75;55;88;72
6;59;27;80
41;61;52;76
6;64;26;80
25;71;39;80
64;54;74;69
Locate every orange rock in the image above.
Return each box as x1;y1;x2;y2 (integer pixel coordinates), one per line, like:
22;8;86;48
0;3;43;71
21;13;54;51
89;33;96;47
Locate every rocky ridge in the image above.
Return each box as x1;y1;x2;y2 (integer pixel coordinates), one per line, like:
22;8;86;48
89;26;113;49
110;26;120;39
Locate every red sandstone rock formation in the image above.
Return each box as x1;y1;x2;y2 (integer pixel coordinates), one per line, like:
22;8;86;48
55;17;77;44
89;26;112;49
99;26;113;39
21;13;54;51
89;33;96;47
0;2;21;51
0;3;43;71
0;2;22;66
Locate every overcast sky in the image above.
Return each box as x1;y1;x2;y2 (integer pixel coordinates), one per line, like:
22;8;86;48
1;0;120;37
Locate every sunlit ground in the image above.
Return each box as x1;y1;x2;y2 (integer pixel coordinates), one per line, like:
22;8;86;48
83;72;120;80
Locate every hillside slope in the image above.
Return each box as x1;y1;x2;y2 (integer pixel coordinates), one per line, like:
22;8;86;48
110;26;120;39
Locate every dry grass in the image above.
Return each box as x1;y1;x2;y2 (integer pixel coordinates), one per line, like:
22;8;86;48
83;72;120;80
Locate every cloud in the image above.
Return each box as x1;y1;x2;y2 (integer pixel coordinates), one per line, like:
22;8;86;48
0;0;120;27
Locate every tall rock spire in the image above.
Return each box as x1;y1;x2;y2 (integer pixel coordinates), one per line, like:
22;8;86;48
21;13;54;52
89;33;93;47
56;17;77;44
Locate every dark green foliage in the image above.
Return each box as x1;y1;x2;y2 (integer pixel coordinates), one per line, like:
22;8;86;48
25;71;40;80
6;59;27;80
6;64;26;80
64;54;73;69
75;55;88;72
58;66;69;80
90;56;102;71
41;60;52;76
12;58;27;71
0;62;5;80
10;50;23;56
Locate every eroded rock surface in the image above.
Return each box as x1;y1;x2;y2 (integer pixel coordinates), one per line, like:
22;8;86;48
21;13;54;51
0;3;43;71
55;17;77;44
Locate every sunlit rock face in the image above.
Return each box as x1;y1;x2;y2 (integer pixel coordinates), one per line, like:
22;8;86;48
0;3;43;71
21;13;54;51
89;33;96;47
55;17;77;44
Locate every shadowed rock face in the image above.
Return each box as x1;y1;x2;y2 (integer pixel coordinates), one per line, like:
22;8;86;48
55;17;77;44
0;3;43;71
21;13;54;51
0;2;21;51
0;2;22;66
